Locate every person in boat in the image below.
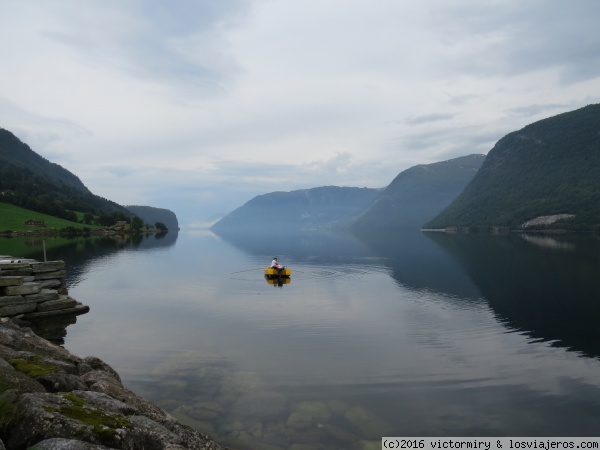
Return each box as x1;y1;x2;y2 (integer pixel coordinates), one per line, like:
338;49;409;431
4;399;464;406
271;257;285;275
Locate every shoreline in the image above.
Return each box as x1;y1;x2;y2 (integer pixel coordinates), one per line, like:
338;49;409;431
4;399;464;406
0;319;230;449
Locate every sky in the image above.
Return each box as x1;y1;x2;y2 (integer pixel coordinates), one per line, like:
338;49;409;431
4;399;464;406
1;0;599;227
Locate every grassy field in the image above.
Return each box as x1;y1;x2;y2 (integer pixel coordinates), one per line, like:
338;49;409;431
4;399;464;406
0;202;101;232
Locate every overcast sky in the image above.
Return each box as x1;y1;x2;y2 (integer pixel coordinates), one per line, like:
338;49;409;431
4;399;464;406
1;0;599;226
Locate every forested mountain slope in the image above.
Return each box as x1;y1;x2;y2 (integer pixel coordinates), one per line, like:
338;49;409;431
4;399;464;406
126;205;179;231
0;128;130;222
425;104;600;231
352;154;484;231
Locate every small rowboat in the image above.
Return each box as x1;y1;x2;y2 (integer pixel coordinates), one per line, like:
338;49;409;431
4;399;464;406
264;267;291;278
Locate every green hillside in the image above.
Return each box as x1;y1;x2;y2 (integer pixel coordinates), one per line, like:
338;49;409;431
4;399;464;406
425;104;600;232
0;202;101;233
352;154;485;231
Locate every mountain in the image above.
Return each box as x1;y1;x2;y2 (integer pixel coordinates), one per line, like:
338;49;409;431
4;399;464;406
211;186;381;232
0;129;87;191
0;128;130;222
425;104;600;231
351;154;485;231
126;205;179;231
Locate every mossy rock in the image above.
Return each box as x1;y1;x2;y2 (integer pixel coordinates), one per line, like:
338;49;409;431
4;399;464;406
8;356;59;378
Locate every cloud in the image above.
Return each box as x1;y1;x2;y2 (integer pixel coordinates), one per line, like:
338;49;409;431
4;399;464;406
405;113;455;126
438;0;600;84
1;0;599;222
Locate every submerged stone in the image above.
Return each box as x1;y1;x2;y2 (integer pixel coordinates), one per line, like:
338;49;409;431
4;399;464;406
343;406;395;439
351;440;383;450
230;391;287;421
292;401;332;424
286;411;313;429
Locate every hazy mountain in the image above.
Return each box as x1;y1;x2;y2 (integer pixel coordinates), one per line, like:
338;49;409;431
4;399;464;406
0;127;130;221
126;205;179;230
211;186;381;232
425;104;600;231
352;154;485;231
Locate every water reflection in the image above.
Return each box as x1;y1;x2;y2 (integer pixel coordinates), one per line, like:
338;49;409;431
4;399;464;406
425;232;600;358
264;275;291;287
217;228;600;359
0;231;179;342
7;228;600;443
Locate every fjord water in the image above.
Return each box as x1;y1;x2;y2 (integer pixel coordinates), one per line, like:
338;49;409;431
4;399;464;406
4;230;600;446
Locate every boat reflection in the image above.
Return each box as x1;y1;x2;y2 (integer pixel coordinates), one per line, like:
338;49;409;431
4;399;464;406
264;274;291;287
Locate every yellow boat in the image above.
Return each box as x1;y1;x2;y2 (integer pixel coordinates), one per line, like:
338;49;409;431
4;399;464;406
264;267;291;278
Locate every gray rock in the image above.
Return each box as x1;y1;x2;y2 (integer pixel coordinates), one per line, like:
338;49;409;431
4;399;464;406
81;356;122;384
122;415;184;449
0;321;230;450
34;269;67;280
0;358;46;394
83;371;167;422
32;437;116;449
39;278;63;289
0;276;23;287
24;289;60;304
0;295;29;306
23;304;90;320
0;261;30;270
30;261;66;273
0;302;37;316
36;372;89;393
2;281;41;296
37;297;77;312
6;392;132;449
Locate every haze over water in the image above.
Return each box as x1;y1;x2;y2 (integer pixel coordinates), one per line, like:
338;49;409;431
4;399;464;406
4;229;600;448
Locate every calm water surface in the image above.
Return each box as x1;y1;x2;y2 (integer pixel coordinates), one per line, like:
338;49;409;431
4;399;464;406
3;230;600;448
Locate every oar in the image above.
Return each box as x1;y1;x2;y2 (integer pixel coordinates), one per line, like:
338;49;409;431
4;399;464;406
230;267;265;274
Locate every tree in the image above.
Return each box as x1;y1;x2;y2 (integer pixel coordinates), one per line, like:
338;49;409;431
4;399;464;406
155;222;168;232
131;216;144;233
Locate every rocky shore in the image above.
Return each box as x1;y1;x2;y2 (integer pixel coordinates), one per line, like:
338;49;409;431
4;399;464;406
0;319;229;449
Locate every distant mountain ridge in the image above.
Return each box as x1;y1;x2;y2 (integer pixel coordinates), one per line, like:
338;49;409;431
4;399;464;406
352;154;485;231
211;186;381;232
211;154;485;233
426;104;600;231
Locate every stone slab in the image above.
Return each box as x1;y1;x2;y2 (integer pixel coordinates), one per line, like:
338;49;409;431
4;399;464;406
0;302;38;316
0;268;33;276
0;261;32;270
36;297;77;312
23;289;60;303
0;295;28;306
39;279;62;289
0;276;24;287
23;304;90;319
30;261;66;273
2;282;42;296
34;270;67;280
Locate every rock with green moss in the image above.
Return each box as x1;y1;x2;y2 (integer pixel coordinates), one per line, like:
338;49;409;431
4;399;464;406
0;321;229;449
